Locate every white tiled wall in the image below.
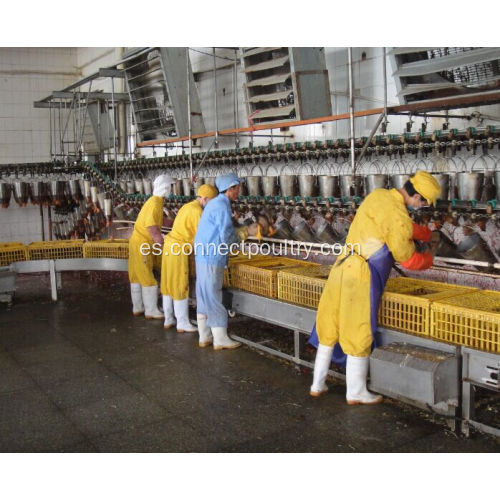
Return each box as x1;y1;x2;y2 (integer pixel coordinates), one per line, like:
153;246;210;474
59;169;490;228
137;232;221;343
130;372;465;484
0;47;79;164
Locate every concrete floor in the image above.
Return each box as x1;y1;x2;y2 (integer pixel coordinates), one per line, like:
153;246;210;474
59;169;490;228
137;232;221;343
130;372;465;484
0;273;499;453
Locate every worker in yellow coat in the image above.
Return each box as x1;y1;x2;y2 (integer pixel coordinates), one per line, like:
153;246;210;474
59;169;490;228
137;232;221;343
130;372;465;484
309;171;441;405
161;184;218;332
128;174;174;319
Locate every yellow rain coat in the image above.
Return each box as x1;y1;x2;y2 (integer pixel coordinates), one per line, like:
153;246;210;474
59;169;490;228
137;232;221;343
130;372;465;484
316;188;416;356
128;195;164;286
160;199;202;300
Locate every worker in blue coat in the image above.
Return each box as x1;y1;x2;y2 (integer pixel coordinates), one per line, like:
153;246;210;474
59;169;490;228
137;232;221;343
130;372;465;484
194;172;258;350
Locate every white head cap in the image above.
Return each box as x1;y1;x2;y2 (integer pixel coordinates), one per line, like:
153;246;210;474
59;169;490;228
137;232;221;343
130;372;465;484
152;174;174;197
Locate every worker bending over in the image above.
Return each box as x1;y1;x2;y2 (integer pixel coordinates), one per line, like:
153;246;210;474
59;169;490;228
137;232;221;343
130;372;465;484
194;173;259;350
161;184;218;332
310;170;441;405
128;174;173;320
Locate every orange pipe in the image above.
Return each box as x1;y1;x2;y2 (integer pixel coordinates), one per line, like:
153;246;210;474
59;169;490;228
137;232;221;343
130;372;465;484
137;90;500;148
137;108;385;147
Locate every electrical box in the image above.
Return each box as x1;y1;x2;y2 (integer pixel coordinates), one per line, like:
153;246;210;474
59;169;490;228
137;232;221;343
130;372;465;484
369;342;459;406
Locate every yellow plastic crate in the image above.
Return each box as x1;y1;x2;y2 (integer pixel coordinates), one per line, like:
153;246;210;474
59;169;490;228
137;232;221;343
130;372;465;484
187;253;274;285
278;265;332;308
0;242;27;266
431;290;500;353
224;253;275;288
231;257;319;298
26;240;84;260
83;239;129;259
379;283;476;337
385;277;475;293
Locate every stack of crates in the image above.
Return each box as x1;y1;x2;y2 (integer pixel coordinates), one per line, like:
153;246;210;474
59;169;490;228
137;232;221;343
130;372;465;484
379;277;476;337
231;257;319;298
26;240;84;260
277;265;332;308
0;242;27;266
83;239;129;259
431;290;500;353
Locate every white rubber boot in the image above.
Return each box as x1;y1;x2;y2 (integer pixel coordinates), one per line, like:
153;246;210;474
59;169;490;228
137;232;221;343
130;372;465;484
162;295;175;329
130;283;144;316
310;344;333;397
142;286;164;320
212;327;241;351
346;355;383;405
174;299;197;333
197;314;213;348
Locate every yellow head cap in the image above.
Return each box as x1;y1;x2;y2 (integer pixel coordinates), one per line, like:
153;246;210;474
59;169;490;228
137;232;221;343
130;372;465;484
197;184;218;199
409;170;441;206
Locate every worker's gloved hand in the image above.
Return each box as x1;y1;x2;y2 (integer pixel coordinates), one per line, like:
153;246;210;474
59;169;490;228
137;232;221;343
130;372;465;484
412;223;432;242
429;231;441;256
400;251;433;270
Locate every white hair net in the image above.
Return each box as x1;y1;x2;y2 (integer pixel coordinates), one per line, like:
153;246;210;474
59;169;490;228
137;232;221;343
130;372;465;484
152;174;174;197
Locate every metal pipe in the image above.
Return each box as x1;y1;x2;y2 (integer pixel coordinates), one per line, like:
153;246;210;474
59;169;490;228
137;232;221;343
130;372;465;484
49;103;53;160
434;256;500;270
117;47;127;156
233;48;239;148
348;48;356;173
187;48;193;184
40;204;45;241
218;133;293;139
97;97;101;153
431;265;500;280
72;94;77;158
111;77;118;180
48;205;53;240
106;99;111;158
393;112;471;119
58;101;63;158
383;47;388;132
213;48;219;148
60;96;74;154
356;113;385;165
77;81;93;154
196;139;217;171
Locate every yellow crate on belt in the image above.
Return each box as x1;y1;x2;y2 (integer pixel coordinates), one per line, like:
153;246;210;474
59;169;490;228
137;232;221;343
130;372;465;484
186;252;273;285
0;242;27;266
223;253;276;288
277;265;332;309
378;282;476;337
385;277;475;294
224;253;276;288
26;240;84;260
431;290;500;353
83;239;129;259
231;257;319;298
